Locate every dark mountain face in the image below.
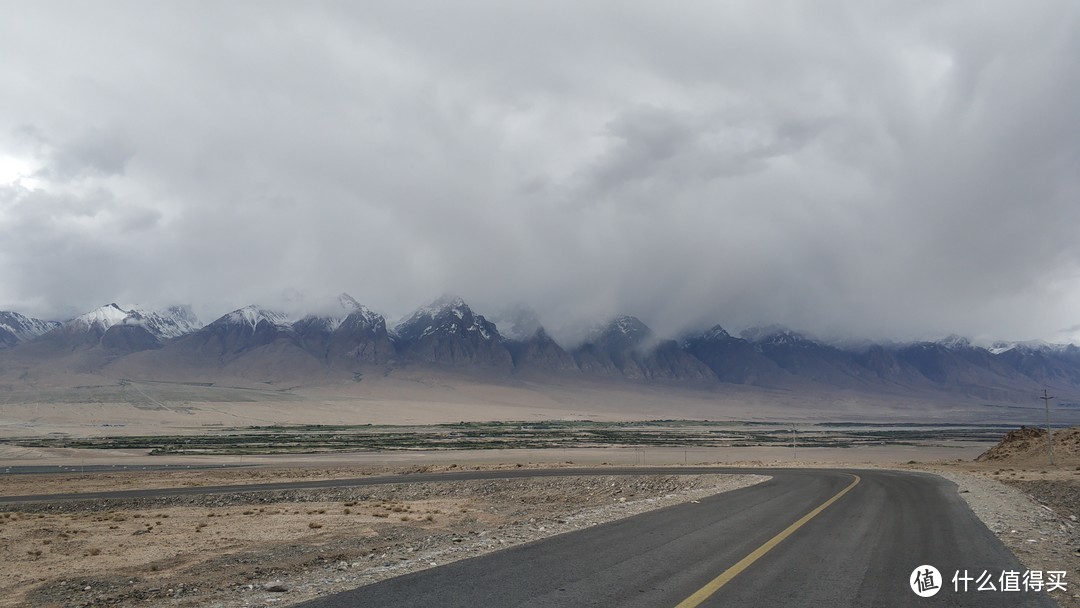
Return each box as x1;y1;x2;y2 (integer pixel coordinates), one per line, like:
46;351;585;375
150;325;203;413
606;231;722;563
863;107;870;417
327;311;394;364
505;327;578;372
7;294;1080;403
742;327;878;388
852;345;926;385
0;311;60;348
393;296;513;370
640;339;716;381
573;316;714;381
896;343;990;385
996;345;1080;390
572;316;650;377
292;296;394;366
682;326;789;386
174;306;291;357
100;324;162;353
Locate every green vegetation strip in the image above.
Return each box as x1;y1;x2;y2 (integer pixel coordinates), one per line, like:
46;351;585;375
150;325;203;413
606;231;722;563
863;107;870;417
3;421;1001;456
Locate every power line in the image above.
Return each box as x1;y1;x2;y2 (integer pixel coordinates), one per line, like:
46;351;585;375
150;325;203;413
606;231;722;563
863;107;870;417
1040;389;1055;466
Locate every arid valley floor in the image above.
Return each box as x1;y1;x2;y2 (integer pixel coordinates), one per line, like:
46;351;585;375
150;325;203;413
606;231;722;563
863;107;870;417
2;424;1079;607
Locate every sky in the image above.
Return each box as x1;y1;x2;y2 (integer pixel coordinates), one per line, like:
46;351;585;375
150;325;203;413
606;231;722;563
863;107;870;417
1;1;1078;345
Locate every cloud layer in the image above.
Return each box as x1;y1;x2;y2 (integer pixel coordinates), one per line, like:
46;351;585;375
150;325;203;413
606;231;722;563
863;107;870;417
1;1;1078;343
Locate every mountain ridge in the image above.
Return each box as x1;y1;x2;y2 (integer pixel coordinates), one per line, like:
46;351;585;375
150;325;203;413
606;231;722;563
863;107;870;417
4;295;1080;403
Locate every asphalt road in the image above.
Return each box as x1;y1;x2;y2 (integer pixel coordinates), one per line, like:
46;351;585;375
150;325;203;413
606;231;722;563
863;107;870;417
0;467;1058;606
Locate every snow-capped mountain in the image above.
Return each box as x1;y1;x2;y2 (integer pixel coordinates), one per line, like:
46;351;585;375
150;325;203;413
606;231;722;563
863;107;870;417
989;339;1073;355
740;325;815;347
67;303;132;335
174;304;292;356
0;311;61;348
292;293;393;365
221;305;291;330
292;293;379;332
126;306;202;339
9;291;1080;402
393;295;512;369
21;303;203;353
935;334;973;350
60;303;202;340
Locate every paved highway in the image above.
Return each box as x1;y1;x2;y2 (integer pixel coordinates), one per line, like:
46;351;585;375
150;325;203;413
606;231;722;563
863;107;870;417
0;467;1057;606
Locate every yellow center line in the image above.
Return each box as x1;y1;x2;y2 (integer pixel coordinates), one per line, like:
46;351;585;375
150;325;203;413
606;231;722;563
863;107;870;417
674;474;861;608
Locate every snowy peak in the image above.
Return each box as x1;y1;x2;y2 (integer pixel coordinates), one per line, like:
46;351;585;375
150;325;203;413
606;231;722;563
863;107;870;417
69;303;131;333
585;315;652;350
296;293;384;333
686;325;733;343
64;303;202;340
741;325;810;346
412;294;469;320
988;339;1074;355
219;305;291;330
0;311;61;347
395;295;500;342
936;334;972;350
392;295;511;369
294;293;376;332
611;315;649;336
125;305;202;339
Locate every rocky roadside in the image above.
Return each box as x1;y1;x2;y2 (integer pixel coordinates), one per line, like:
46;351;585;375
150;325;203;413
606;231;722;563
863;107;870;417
4;473;766;608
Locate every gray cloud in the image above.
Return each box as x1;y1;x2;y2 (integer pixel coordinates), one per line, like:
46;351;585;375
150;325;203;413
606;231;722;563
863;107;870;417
0;1;1078;344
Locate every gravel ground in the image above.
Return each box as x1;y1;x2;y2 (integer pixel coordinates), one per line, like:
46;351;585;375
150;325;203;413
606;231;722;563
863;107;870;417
1;473;766;608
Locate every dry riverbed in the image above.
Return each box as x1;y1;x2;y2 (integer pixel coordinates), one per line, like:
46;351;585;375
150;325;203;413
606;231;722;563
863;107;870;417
0;471;765;608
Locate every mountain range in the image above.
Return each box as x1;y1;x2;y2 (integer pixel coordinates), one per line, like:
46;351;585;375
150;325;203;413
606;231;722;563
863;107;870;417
3;293;1080;404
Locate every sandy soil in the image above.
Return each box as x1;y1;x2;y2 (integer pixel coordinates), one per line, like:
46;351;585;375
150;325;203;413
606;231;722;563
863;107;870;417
0;472;765;608
2;457;1077;606
0;372;996;440
0;441;989;476
2;426;1076;606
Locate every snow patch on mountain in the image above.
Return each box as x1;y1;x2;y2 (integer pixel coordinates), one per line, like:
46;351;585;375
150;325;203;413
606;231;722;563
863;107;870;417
989;339;1073;355
127;306;202;338
935;334;972;350
395;295;502;343
223;305;291;330
293;293;367;332
64;303;202;339
741;325;810;346
69;303;131;332
0;311;61;345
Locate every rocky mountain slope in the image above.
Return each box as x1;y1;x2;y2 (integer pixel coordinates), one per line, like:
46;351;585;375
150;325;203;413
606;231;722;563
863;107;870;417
5;294;1080;403
975;426;1080;466
0;311;60;348
392;295;512;370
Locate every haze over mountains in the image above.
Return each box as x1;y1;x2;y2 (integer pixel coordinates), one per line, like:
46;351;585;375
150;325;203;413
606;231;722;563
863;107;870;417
3;293;1080;407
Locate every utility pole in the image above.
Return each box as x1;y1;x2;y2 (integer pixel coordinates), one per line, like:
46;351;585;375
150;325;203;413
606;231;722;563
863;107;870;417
792;424;797;461
1041;389;1055;466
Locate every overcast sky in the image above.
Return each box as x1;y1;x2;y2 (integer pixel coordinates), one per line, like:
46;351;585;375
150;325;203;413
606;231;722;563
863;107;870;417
1;1;1078;344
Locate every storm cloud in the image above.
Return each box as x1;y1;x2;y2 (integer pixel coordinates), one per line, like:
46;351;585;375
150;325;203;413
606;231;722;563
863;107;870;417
1;1;1078;344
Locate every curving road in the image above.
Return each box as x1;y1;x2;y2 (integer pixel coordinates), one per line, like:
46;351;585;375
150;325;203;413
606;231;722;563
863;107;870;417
0;467;1058;607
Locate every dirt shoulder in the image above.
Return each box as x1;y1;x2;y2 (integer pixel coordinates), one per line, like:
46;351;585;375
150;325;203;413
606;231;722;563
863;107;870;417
0;471;765;608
